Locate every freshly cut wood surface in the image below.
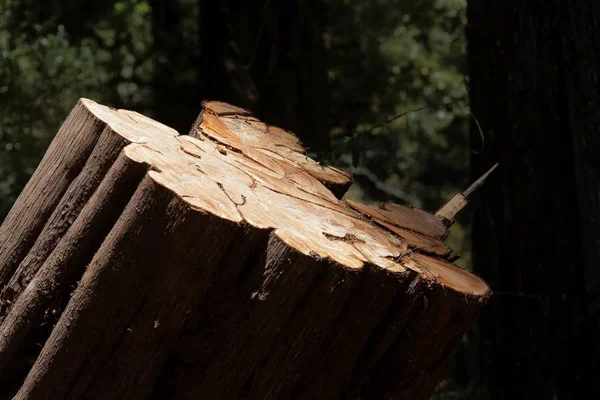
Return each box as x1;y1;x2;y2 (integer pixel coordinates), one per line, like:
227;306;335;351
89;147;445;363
0;98;491;400
436;192;469;221
345;199;452;258
191;101;352;198
380;201;450;239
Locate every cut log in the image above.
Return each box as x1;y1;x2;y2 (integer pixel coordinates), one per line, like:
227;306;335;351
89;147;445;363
0;99;490;400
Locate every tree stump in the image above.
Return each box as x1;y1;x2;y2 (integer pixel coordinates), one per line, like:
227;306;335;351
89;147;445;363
0;99;490;399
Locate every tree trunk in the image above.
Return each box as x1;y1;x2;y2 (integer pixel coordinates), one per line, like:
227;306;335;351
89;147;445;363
197;0;332;155
150;0;203;133
0;99;489;399
467;1;600;398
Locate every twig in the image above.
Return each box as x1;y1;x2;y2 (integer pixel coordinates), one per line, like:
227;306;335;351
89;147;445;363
365;106;428;135
346;165;422;207
435;162;500;220
455;102;485;154
463;162;500;197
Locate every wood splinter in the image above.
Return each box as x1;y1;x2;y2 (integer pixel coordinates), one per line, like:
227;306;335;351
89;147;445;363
435;162;500;221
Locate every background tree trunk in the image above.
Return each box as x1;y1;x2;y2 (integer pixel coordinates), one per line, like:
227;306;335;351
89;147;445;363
197;0;331;155
150;0;198;132
467;1;600;398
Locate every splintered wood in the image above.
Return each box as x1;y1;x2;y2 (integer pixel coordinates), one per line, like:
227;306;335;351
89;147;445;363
0;99;491;400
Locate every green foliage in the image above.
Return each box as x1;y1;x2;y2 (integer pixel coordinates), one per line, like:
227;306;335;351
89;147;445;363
0;19;101;216
325;0;470;209
0;0;155;216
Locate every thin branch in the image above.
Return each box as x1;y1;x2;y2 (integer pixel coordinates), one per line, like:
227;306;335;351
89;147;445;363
455;102;485;154
463;162;500;197
346;165;422;208
365;106;428;135
362;90;468;137
363;100;486;155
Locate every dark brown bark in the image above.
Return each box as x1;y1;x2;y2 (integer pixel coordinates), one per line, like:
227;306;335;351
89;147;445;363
0;99;489;399
361;256;488;400
248;258;360;400
343;275;428;399
467;1;600;398
0;152;147;392
15;176;244;399
150;228;271;399
161;236;352;400
0;127;130;319
561;2;600;355
291;264;414;400
0;102;105;290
